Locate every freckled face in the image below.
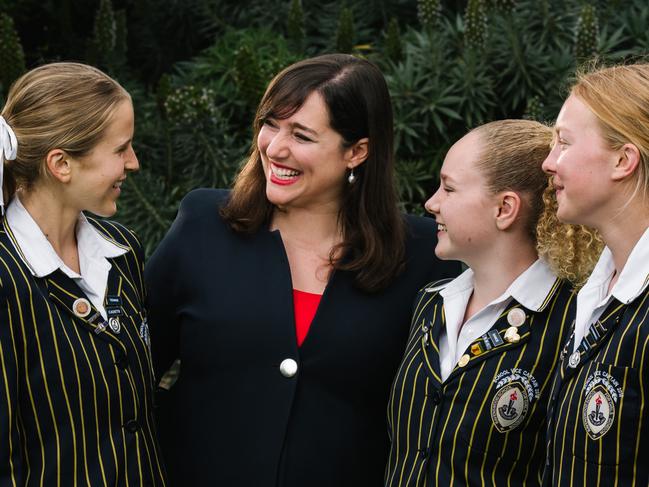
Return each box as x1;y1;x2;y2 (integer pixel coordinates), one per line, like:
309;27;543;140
257;91;352;212
542;95;618;227
424;131;497;264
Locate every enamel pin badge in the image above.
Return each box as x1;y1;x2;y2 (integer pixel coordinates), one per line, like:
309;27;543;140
72;298;92;318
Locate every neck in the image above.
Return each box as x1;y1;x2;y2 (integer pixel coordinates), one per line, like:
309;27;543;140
18;187;80;258
465;238;538;312
596;200;649;275
270;205;342;248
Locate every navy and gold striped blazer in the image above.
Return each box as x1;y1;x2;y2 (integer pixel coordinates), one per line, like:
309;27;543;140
544;286;649;486
0;217;166;486
386;278;574;487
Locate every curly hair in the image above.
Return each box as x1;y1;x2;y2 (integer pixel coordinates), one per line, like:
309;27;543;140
536;183;604;287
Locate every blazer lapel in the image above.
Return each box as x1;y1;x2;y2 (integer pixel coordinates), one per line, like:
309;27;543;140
561;298;625;380
444;303;533;382
420;300;444;384
46;269;125;350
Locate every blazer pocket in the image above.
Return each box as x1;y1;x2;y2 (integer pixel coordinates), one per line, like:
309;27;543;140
457;367;551;463
569;362;640;467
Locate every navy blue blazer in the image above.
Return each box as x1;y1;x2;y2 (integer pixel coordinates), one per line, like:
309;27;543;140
0;217;166;485
145;188;460;487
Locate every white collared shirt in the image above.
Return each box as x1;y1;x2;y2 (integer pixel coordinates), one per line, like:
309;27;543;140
5;195;128;320
438;259;557;381
573;226;649;352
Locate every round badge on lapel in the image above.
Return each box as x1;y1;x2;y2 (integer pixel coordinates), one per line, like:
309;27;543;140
72;298;91;318
108;317;121;334
458;354;470;367
568;351;581;368
507;308;526;328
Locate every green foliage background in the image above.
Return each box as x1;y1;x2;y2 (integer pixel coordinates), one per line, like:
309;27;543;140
1;0;648;254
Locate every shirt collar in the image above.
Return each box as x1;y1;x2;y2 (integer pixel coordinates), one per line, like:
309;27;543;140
582;225;649;305
5;195;128;278
440;259;558;312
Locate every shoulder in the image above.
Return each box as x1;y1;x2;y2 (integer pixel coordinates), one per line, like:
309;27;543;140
402;214;462;280
87;217;143;253
179;188;230;214
172;188;231;231
404;213;436;240
421;277;455;293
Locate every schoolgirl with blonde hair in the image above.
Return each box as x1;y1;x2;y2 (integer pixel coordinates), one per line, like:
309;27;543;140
542;62;649;487
0;62;166;485
386;119;598;486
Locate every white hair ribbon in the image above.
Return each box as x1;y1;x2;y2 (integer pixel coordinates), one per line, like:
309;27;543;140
0;115;18;215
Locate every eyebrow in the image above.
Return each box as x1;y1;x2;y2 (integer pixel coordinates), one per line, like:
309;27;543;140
440;173;455;183
115;139;132;150
291;122;318;136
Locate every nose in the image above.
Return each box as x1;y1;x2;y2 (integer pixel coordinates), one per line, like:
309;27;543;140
263;130;289;161
125;146;140;172
542;146;558;175
424;187;442;215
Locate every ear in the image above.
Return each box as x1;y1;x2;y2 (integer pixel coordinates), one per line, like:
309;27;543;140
345;137;369;170
45;149;72;183
494;191;522;231
611;143;641;182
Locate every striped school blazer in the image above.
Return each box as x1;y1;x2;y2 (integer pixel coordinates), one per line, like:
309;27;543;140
544;287;649;486
386;278;575;487
0;217;166;486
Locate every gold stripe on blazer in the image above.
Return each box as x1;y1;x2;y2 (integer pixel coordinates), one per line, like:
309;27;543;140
544;285;649;486
386;278;575;487
0;217;166;486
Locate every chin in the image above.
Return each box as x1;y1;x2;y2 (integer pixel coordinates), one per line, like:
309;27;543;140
556;207;582;226
265;185;293;208
91;204;118;218
434;245;451;261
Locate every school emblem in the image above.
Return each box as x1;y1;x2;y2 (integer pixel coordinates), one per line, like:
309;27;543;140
582;371;622;440
491;381;529;432
582;385;614;439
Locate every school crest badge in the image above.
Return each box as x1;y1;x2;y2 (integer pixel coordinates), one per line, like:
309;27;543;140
491;381;529;432
491;368;540;432
582;371;622;440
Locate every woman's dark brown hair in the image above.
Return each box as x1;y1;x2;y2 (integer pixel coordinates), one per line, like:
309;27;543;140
221;53;405;292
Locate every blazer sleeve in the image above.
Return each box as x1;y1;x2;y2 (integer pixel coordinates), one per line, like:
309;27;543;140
145;189;226;381
145;220;183;382
0;281;24;484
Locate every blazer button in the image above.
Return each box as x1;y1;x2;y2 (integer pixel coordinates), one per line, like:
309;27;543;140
429;389;442;405
279;358;298;378
123;419;139;433
115;353;129;370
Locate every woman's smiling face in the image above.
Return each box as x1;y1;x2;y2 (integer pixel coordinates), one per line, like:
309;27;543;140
258;91;353;213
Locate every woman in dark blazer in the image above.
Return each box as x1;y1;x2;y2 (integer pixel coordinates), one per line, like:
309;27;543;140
146;54;458;486
542;63;649;486
0;63;166;485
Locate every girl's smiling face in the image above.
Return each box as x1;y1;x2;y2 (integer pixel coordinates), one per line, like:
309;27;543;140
425;131;498;264
542;94;619;227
